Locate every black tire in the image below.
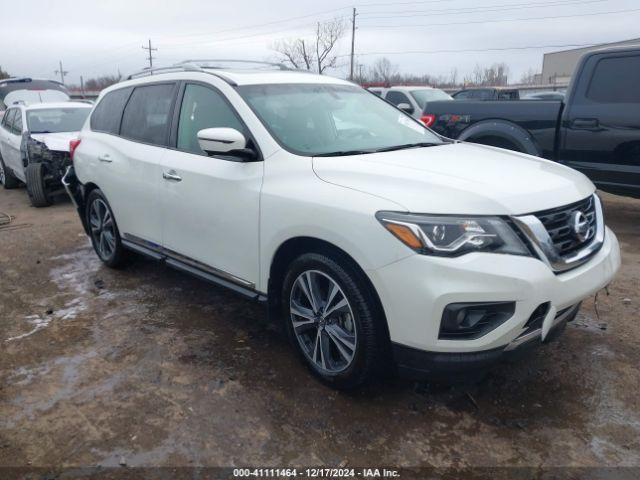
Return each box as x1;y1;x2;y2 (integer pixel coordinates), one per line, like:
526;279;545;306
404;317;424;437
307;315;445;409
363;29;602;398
25;163;53;207
282;252;386;389
0;153;20;189
85;189;128;268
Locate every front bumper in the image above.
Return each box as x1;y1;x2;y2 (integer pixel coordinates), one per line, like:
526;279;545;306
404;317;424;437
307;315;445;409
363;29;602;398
392;302;579;382
367;227;620;370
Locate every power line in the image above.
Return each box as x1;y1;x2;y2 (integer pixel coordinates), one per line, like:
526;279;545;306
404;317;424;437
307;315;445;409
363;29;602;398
339;42;597;58
158;17;350;50
361;6;640;28
356;0;460;7
358;0;606;18
156;6;351;44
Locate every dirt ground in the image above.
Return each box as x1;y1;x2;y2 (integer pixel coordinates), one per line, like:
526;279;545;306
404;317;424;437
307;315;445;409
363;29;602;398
0;186;638;476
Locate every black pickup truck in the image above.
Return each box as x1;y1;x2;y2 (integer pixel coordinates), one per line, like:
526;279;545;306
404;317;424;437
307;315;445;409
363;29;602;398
425;46;640;198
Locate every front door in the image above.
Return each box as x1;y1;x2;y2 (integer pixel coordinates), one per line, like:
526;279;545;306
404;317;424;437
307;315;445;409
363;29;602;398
4;108;25;181
161;82;263;287
560;52;640;197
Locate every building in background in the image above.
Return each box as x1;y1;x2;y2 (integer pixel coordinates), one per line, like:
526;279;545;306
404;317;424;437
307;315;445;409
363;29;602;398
542;38;640;85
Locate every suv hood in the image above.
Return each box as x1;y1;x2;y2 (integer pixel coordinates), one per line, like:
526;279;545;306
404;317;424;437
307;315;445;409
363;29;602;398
30;132;78;153
312;142;594;215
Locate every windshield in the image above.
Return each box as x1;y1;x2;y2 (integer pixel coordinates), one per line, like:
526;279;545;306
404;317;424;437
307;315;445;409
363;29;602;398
27;108;90;134
238;84;444;156
410;89;453;109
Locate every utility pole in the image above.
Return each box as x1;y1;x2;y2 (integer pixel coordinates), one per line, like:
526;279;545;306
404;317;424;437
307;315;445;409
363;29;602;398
349;8;357;81
142;39;157;71
55;61;68;85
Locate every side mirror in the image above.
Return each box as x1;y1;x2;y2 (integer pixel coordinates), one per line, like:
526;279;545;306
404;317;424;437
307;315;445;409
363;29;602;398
397;103;414;114
197;128;257;160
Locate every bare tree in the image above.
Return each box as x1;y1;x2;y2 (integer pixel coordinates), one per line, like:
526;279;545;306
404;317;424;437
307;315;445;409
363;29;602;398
371;57;398;86
0;66;9;80
271;38;313;70
519;68;540;85
272;18;346;74
449;67;458;87
314;19;345;74
83;74;122;91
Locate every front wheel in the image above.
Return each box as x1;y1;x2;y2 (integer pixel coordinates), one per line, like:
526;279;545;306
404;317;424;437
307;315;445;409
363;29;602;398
25;163;53;207
282;252;385;389
86;189;128;268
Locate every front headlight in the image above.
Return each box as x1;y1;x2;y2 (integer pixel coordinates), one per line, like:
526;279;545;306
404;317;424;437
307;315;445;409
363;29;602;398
376;211;530;257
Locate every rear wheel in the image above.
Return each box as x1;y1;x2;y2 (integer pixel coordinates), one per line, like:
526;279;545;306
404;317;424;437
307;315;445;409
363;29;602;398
86;189;127;268
25;163;53;207
282;252;385;389
0;153;20;189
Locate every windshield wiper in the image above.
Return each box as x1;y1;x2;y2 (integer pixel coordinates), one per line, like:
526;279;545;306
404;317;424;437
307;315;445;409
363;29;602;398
30;130;52;134
373;142;442;153
314;150;373;157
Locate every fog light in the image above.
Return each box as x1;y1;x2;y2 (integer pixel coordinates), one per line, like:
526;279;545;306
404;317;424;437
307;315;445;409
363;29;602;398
439;302;515;340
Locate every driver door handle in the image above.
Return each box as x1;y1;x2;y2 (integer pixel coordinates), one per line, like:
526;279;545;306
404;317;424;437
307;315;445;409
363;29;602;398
163;170;182;182
571;118;599;129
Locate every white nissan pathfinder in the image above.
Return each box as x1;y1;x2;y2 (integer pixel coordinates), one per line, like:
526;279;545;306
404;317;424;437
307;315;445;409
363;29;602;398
64;61;620;389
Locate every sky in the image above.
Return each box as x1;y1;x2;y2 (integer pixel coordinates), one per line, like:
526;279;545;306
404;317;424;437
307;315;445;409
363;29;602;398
1;0;639;86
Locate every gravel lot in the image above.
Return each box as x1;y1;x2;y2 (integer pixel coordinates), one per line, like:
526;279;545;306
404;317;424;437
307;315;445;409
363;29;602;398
0;187;638;475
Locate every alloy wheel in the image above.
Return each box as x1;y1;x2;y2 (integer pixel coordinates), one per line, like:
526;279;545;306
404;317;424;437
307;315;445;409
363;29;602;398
290;270;357;373
0;161;5;185
89;199;116;260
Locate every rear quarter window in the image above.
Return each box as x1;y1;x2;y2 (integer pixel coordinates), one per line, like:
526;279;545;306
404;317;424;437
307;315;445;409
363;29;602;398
120;84;175;146
587;55;640;103
90;87;133;134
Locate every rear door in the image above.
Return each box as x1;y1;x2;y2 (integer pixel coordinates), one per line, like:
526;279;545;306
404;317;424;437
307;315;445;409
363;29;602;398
161;81;263;287
560;51;640;196
80;83;177;247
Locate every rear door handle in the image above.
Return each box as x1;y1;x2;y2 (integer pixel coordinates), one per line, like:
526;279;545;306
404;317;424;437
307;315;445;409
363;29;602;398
163;170;182;182
572;118;599;129
98;154;112;163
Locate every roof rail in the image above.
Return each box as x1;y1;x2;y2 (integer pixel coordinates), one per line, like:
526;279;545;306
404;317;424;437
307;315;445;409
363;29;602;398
176;59;290;70
125;59;290;80
126;65;201;80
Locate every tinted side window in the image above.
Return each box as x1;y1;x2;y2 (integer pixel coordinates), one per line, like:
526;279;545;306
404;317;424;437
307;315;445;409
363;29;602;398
385;91;411;106
453;91;469;99
2;109;15;131
12;110;23;134
177;84;245;155
121;84;175;145
587;55;640;103
91;87;132;134
470;90;494;100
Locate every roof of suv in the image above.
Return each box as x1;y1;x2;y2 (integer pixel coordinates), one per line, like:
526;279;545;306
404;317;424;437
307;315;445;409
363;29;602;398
112;67;353;92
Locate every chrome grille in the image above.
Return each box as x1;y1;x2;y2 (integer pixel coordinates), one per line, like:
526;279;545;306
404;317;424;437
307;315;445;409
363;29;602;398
511;194;605;273
534;196;597;256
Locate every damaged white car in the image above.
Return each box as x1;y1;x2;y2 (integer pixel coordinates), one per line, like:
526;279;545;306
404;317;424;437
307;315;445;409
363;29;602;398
0;102;92;207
